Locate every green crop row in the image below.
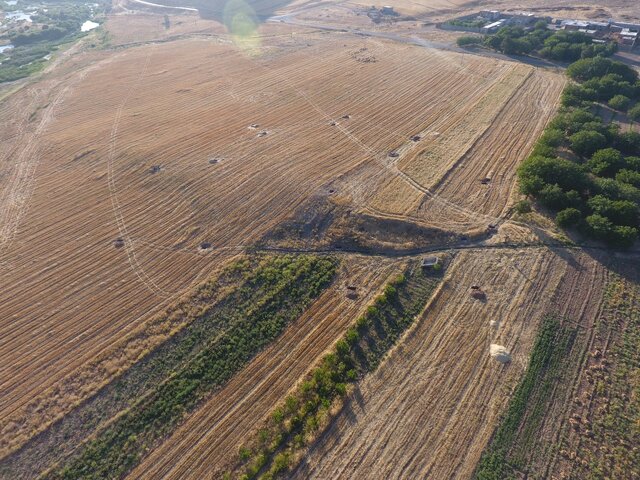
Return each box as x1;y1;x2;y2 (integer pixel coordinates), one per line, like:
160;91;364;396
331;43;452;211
233;262;442;479
475;316;576;479
46;254;337;480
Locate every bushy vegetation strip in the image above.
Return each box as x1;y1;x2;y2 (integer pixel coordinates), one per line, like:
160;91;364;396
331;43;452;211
479;23;617;61
516;55;640;248
42;254;337;480
475;316;577;480
232;261;442;479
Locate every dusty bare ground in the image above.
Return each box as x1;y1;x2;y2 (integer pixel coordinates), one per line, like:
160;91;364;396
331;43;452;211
128;255;402;479
105;12;226;45
291;248;608;479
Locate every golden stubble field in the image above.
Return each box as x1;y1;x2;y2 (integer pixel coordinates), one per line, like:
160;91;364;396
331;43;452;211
292;249;608;479
0;7;572;475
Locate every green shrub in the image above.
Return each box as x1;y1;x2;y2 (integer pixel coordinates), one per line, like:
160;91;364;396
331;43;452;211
608;94;631;111
514;200;532;214
457;36;481;47
555;208;582;228
629;104;640;122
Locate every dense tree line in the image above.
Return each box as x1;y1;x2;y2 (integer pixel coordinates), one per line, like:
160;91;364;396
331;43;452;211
517;57;640;248
484;23;617;61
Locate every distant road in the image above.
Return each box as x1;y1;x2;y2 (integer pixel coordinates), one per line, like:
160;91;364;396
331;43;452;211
268;15;562;68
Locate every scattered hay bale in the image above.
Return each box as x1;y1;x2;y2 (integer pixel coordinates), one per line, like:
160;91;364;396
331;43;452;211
470;286;486;300
489;344;511;363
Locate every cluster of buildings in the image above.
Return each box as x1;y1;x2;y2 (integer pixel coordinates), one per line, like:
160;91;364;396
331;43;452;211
366;5;398;23
478;10;550;34
557;19;639;48
445;10;639;49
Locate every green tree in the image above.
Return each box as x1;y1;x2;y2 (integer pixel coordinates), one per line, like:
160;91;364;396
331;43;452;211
612;225;638;248
567;57;637;83
555;207;582;228
569;130;607;157
586;148;624;177
629;104;640;122
608;94;631;111
585;213;613;240
616;169;640;188
538;184;581;211
614;132;640;154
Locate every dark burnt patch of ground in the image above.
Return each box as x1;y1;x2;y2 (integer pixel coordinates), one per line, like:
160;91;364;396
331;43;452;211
258;193;466;255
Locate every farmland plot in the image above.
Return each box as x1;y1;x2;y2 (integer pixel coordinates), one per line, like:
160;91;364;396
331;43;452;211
292;249;607;479
129;255;401;479
0;32;523;459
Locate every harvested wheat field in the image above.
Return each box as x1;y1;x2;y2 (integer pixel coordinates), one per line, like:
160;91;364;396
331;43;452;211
292;249;607;479
0;30;531;460
129;255;401;480
367;65;564;232
2;0;636;478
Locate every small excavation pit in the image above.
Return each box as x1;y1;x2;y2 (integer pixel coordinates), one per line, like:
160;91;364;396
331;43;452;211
341;114;351;119
388;151;399;158
248;123;259;129
149;165;162;174
470;286;486;300
209;158;222;165
113;238;125;248
329;121;338;126
257;131;268;138
328;189;336;194
480;177;491;185
199;242;212;251
346;285;358;300
410;135;421;142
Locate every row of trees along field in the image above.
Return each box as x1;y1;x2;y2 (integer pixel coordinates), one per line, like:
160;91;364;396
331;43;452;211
232;263;442;480
457;23;618;61
517;57;640;248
